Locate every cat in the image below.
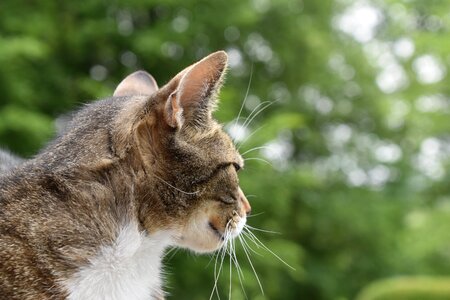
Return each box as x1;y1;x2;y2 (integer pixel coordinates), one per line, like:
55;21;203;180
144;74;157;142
0;107;90;173
0;51;251;300
0;102;96;173
0;149;24;173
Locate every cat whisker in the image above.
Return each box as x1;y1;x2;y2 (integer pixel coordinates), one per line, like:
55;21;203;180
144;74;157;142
217;250;227;300
211;236;228;300
237;124;267;150
164;247;180;262
241;98;280;137
244;157;273;167
245;225;281;235
222;229;233;296
240;231;263;257
231;100;270;148
228;234;249;300
246;211;265;218
233;64;254;132
228;236;233;300
231;240;244;280
243;227;295;271
241;100;272;132
240;146;271;157
237;97;280;151
205;254;216;269
238;234;264;295
209;219;277;300
210;241;226;300
153;174;200;195
209;219;234;300
231;238;248;300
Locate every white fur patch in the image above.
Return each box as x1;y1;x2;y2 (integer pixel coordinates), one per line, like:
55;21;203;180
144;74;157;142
236;216;246;235
64;223;173;300
231;216;246;239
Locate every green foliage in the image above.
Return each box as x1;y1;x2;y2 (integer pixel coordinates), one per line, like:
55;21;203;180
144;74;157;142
356;277;450;300
1;0;449;299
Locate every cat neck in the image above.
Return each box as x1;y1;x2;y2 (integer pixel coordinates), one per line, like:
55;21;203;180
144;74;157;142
63;221;174;300
3;161;177;299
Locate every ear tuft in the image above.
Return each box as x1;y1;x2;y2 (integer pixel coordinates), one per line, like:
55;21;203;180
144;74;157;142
208;50;228;72
164;92;184;128
113;71;159;97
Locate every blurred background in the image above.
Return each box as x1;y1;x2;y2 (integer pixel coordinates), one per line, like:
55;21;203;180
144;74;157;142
1;0;449;299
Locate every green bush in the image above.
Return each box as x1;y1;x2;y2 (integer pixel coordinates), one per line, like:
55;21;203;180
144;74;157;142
357;277;450;300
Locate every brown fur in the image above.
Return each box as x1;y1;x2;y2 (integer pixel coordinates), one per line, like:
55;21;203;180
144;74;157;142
0;51;250;299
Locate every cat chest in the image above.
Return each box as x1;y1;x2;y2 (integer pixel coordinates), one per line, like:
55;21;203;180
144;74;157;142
63;224;172;300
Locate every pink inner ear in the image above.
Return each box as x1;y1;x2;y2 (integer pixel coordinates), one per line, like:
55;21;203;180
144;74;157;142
178;66;218;107
162;51;228;129
177;51;227;108
114;71;159;97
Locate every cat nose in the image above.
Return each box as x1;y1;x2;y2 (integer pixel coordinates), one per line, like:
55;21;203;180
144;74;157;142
238;187;251;216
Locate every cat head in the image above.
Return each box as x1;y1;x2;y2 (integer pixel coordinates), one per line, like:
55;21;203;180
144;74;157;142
112;51;251;253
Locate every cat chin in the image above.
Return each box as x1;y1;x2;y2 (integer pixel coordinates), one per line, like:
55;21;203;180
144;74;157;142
174;214;248;254
174;232;225;254
186;243;224;254
176;222;247;254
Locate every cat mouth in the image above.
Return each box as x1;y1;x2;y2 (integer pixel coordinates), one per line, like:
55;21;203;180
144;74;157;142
208;222;225;241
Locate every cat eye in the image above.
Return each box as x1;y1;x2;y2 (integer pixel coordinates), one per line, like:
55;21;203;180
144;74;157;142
233;163;241;172
219;195;236;204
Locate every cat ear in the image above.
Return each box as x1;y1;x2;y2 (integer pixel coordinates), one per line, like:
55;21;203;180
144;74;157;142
114;71;159;97
164;51;228;128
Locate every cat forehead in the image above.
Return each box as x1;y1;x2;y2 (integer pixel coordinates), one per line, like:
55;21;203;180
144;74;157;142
211;126;244;165
186;123;241;161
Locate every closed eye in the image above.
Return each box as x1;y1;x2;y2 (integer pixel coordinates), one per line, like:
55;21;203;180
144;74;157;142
216;162;241;173
219;195;236;204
